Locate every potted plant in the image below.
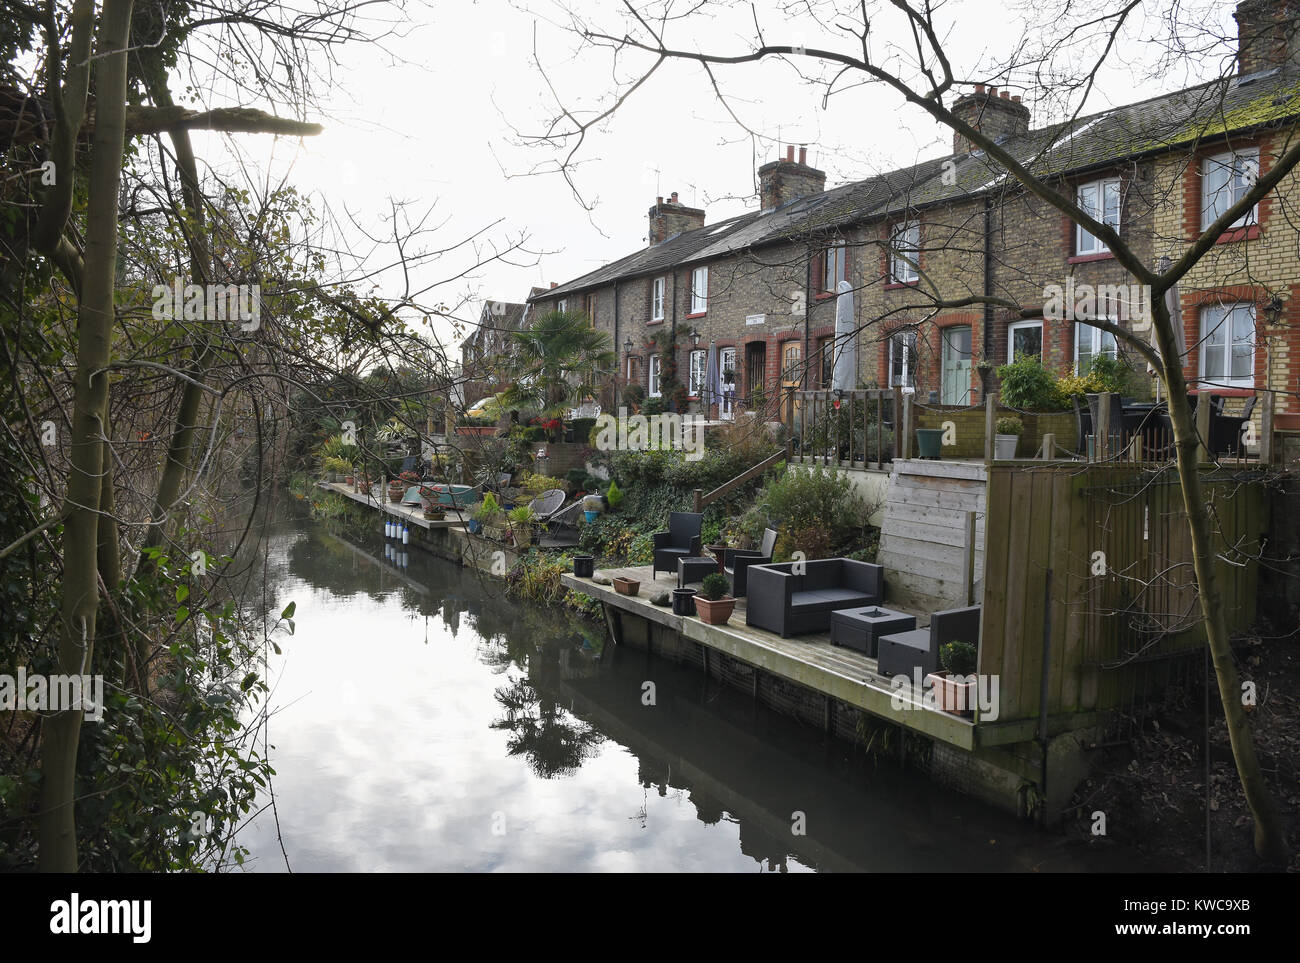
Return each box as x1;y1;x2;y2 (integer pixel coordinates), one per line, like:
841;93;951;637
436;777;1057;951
472;492;500;536
508;504;538;547
994;415;1023;460
612;575;640;596
722;366;736;385
927;642;979;716
694;572;736;625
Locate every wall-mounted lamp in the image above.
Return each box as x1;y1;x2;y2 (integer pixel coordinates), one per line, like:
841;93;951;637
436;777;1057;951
689;327;701;348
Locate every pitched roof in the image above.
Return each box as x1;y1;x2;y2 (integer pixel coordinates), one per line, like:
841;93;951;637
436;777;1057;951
534;67;1300;300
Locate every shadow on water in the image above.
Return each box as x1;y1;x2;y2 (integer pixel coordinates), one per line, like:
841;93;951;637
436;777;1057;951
238;518;1170;872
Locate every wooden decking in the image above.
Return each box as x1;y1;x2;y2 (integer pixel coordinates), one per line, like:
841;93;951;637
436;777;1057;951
560;564;977;749
318;482;467;530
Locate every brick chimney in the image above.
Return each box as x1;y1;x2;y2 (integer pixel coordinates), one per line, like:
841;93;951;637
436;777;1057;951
648;191;706;246
1235;0;1300;74
950;85;1031;155
757;144;827;212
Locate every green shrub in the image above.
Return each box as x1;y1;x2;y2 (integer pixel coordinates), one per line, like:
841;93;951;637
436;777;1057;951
939;641;978;676
475;492;501;523
994;357;1065;411
700;572;731;600
994;416;1023;435
761;466;866;534
605;479;624;509
642;396;666;416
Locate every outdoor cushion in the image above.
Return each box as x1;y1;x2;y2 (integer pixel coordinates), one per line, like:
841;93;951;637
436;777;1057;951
746;558;885;637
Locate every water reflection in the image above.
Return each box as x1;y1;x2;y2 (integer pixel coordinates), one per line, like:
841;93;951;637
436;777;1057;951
236;521;1168;873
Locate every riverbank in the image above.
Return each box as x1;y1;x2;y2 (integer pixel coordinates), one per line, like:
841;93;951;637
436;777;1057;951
1064;631;1299;872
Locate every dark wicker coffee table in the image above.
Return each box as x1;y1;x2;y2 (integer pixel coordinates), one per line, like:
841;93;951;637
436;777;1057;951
830;606;916;658
677;556;716;588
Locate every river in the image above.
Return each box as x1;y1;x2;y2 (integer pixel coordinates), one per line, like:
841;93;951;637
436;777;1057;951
233;518;1167;872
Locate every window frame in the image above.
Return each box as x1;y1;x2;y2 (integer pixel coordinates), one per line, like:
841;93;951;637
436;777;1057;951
1201;148;1260;231
1076;177;1121;255
1198;303;1256;388
817;241;848;295
816;335;834;388
687;348;707;397
690;266;709;315
889;329;917;390
651;277;665;321
888;221;920;284
1008;320;1044;363
648;353;662;398
556;298;567;313
1074;321;1118;374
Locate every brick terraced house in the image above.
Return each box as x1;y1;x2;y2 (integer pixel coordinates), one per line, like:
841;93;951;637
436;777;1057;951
524;0;1300;433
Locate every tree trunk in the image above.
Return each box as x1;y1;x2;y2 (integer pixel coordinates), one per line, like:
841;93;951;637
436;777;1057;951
38;0;134;873
1151;299;1288;864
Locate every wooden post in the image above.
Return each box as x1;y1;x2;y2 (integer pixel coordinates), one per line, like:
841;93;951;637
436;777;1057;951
984;391;998;463
901;393;913;460
891;387;903;463
964;510;978;605
1195;393;1211;463
1042;432;1056;460
1097;392;1112;460
693;488;703;513
1260;390;1274;465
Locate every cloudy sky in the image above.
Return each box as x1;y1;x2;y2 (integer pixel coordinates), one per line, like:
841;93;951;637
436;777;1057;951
188;0;1242;349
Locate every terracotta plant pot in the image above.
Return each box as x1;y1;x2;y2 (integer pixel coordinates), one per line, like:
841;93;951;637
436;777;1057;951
612;576;640;596
926;671;977;716
693;595;736;625
358;482;371;495
344;476;354;487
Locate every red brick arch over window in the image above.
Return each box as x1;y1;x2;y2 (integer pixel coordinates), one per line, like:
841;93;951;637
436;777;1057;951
1181;135;1271;245
1179;284;1270;396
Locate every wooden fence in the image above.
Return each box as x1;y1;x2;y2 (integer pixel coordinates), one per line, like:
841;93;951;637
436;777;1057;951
790;388;900;469
978;463;1265;725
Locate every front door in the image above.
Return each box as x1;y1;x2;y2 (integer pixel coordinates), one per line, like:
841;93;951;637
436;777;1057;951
940;325;972;405
719;347;736;421
745;341;767;415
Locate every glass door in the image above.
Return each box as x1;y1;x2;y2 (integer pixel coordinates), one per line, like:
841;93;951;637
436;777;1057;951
719;347;736;421
940;325;972;405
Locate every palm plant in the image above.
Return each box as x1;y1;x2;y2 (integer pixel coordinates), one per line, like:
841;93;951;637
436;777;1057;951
500;310;616;417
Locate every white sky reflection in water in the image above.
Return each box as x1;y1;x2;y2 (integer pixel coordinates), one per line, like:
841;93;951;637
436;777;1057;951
235;525;1167;872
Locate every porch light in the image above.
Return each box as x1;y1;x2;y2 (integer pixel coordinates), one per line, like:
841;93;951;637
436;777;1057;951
624;337;634;354
689;327;701;347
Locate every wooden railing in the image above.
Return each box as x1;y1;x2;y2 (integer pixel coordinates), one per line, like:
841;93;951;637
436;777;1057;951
693;442;791;513
791;388;902;469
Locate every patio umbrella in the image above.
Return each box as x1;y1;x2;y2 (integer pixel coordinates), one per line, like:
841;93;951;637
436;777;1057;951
831;280;858;391
703;341;719;414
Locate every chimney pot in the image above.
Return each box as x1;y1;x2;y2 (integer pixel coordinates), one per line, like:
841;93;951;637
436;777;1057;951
1012;95;1021;103
549;282;557;289
656;196;663;205
786;145;795;162
975;83;986;94
988;86;996;98
670;191;679;203
798;146;807;165
1000;90;1010;99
